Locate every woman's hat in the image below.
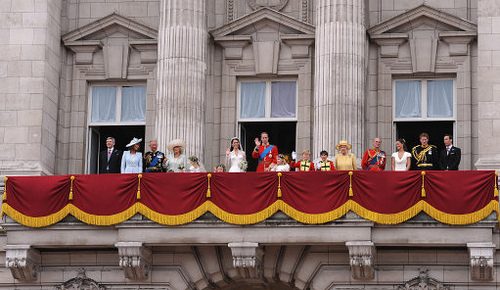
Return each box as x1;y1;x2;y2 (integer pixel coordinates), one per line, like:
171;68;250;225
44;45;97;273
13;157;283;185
168;139;185;152
335;140;352;151
126;137;142;147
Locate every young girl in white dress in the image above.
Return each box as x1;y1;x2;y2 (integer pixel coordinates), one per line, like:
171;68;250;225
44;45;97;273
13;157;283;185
391;138;412;171
270;154;290;172
226;137;247;172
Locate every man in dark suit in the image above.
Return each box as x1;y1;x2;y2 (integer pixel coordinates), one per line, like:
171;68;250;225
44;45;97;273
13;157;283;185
439;134;461;170
99;137;123;173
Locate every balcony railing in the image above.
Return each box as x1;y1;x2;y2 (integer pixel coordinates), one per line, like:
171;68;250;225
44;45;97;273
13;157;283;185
1;171;498;227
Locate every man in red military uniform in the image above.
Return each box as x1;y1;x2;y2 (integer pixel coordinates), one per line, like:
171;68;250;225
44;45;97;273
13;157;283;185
290;149;315;171
252;132;278;172
361;137;386;171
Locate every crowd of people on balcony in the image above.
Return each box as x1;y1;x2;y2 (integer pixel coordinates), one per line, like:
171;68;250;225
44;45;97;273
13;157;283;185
98;131;461;174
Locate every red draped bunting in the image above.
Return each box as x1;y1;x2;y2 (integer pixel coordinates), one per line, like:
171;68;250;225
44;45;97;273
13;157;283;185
1;171;498;227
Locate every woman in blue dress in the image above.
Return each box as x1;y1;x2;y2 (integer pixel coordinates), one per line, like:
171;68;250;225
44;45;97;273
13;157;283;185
121;137;143;173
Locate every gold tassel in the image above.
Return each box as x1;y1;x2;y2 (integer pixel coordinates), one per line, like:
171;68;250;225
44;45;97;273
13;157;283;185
69;175;75;200
494;172;499;197
137;174;142;200
2;176;7;201
206;173;212;198
277;173;282;198
348;171;354;197
421;171;426;198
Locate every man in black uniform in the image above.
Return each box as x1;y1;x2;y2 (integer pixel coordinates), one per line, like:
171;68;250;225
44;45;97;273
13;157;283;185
144;139;167;173
439;134;461;170
411;132;439;170
99;137;123;173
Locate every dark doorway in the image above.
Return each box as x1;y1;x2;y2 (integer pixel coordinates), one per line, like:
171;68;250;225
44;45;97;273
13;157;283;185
240;122;296;172
87;125;145;174
395;121;454;153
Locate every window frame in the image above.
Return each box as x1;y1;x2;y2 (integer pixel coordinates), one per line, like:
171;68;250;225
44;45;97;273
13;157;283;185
237;78;298;122
392;78;456;122
88;82;147;126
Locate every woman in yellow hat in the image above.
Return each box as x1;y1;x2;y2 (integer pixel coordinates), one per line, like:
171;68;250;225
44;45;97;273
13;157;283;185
334;140;357;171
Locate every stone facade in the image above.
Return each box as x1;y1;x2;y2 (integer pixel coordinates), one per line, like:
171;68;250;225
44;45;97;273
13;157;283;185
1;0;500;288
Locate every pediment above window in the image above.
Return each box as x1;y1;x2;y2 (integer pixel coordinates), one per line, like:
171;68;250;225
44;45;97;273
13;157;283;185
368;5;476;72
62;13;158;69
211;7;314;73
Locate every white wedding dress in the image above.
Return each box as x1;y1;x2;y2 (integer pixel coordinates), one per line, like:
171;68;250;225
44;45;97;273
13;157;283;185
227;150;246;172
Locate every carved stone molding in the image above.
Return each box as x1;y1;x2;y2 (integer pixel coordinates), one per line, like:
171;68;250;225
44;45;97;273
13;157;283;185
345;241;375;280
370;34;408;58
130;39;158;64
5;245;40;282
214;36;251;60
64;41;103;65
247;0;289;11
115;242;152;280
57;269;106;290
467;242;495;281
226;0;235;22
439;31;476;56
228;242;263;279
397;268;450;290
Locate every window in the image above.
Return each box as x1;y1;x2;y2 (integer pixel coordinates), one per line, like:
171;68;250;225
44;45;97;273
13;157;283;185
89;85;146;124
394;79;454;120
239;80;297;121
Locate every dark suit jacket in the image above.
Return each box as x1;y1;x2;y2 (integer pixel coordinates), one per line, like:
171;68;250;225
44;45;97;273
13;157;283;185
439;146;461;170
99;148;123;173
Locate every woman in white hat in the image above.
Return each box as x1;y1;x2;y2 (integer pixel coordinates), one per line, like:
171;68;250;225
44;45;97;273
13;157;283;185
334;140;357;171
165;139;188;172
121;137;143;173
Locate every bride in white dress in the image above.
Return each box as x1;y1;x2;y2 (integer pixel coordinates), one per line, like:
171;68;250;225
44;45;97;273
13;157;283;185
391;138;411;171
226;137;247;172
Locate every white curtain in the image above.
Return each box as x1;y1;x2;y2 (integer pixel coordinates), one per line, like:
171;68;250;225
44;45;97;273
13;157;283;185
427;80;453;118
271;81;296;118
240;82;266;118
91;86;116;122
121;86;146;122
395;80;421;118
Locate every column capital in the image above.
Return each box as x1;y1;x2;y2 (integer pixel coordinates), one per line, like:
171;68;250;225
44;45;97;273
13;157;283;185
467;242;495;281
346;241;375;280
5;245;40;281
228;242;263;279
115;242;152;280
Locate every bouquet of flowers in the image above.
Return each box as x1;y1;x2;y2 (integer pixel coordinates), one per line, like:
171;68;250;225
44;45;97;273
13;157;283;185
239;160;248;171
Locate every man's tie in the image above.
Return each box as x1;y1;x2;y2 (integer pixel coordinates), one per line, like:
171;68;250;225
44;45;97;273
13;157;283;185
108;149;112;161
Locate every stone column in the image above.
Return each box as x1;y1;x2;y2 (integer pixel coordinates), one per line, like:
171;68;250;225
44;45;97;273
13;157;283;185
156;0;208;158
475;0;500;170
313;0;367;156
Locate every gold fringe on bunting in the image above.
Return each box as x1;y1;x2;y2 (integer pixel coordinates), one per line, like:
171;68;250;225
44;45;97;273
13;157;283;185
1;204;71;228
348;171;354;197
69;175;75;200
494;172;499;197
2;176;7;201
136;174;142;200
280;200;350;224
421;171;426;198
351;200;424;225
70;204;138;226
422;200;499;225
206;173;212;198
277;173;282;198
138;202;207;225
207;200;280;225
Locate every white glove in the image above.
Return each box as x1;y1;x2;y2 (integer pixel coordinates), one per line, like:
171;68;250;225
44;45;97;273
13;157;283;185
291;151;297;160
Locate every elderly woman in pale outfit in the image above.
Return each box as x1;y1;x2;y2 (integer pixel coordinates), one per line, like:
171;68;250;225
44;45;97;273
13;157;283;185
165;139;188;172
334;140;357;170
121;137;143;173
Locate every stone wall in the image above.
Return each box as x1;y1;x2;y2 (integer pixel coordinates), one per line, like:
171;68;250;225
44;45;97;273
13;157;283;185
0;0;62;176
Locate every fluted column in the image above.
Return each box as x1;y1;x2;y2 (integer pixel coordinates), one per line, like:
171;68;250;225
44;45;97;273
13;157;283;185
156;0;208;158
313;0;366;156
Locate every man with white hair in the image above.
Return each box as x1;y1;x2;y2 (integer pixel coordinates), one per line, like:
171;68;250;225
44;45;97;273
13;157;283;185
144;139;167;172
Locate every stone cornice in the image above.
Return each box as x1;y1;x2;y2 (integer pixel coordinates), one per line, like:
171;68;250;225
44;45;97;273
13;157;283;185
62;13;157;42
368;4;477;36
210;7;315;38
